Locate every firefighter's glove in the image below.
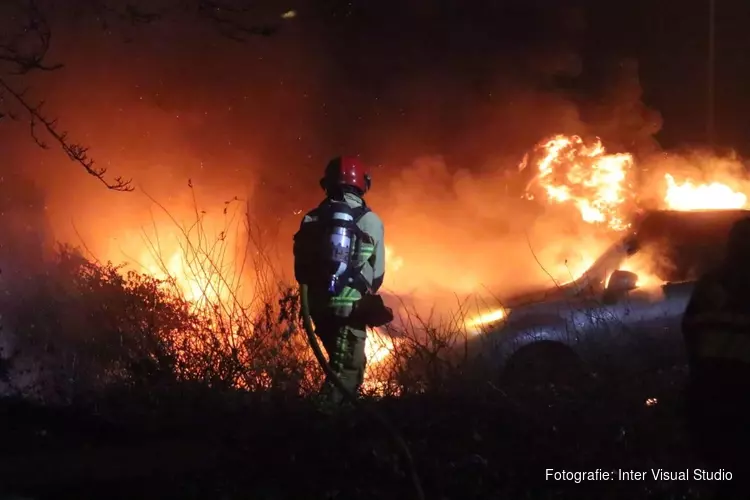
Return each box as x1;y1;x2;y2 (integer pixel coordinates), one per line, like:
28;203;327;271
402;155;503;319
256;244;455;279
353;293;394;327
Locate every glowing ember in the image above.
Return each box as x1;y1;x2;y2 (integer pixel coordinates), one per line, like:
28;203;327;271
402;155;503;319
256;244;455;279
527;134;636;231
663;173;748;210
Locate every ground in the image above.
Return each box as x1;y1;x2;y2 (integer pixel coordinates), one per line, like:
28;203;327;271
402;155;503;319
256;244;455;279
0;362;726;500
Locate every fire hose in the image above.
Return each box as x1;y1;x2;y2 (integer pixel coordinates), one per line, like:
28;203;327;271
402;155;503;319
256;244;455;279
299;284;425;500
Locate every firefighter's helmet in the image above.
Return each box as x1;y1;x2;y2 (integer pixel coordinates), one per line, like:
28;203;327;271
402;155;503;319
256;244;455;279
320;156;371;195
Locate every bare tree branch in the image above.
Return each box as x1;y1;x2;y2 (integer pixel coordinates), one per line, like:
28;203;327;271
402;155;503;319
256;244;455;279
0;78;134;191
0;0;285;192
0;1;62;75
0;0;132;191
87;0;282;40
196;0;279;41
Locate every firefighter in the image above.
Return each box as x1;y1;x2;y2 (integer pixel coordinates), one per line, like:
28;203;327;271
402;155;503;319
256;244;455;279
681;216;750;496
293;156;390;406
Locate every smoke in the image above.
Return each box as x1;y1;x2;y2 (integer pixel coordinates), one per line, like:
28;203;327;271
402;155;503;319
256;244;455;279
0;2;669;315
363;54;665;309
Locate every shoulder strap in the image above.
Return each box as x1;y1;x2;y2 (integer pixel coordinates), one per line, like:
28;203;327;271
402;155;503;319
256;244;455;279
351;205;371;223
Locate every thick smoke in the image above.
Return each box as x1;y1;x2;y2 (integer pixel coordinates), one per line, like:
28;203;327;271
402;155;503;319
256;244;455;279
365;59;665;309
0;2;668;316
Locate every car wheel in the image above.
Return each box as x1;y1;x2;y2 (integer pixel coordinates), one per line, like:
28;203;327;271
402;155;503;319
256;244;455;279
500;341;587;396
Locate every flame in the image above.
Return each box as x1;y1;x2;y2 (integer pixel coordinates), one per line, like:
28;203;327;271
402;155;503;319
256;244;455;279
365;327;395;365
529;134;636;231
93;199;256;325
136;240;233;307
619;265;661;289
663;173;748;210
463;307;507;333
362;327;397;393
459;135;750;330
465;308;506;327
554;248;603;286
384;139;750;374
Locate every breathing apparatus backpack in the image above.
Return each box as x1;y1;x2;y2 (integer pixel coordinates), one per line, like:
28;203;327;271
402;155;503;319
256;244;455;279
324;201;374;296
294;198;374;298
294;198;394;327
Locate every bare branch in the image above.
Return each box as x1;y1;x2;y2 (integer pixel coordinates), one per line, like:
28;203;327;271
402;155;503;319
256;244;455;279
0;78;134;191
0;0;283;192
85;0;282;40
196;0;279;40
85;0;172;29
0;0;63;75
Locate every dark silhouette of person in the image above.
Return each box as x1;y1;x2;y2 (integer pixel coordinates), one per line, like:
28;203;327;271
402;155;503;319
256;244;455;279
682;215;750;498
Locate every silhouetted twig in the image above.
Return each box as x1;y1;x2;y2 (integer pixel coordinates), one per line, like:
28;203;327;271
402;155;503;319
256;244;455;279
0;79;134;191
196;0;279;41
0;0;133;191
0;0;283;191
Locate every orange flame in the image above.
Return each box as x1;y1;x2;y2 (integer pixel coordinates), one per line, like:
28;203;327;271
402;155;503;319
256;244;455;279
465;135;750;330
528;134;636;231
137;242;234;307
663;173;748;210
463;308;508;333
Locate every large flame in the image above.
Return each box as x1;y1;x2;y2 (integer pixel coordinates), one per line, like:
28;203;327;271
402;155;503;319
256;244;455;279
663;173;748;210
136;236;236;308
108;210;250;314
527;134;636;231
464;134;750;331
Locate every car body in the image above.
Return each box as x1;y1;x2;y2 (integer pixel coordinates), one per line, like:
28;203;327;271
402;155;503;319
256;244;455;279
468;209;750;380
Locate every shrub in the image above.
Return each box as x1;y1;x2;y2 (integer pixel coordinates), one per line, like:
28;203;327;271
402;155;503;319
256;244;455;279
0;191;485;408
0;244;322;405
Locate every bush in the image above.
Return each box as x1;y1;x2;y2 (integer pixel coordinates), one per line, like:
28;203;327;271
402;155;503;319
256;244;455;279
0;243;324;405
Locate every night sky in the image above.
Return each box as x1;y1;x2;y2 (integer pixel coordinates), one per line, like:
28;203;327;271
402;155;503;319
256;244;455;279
0;0;748;284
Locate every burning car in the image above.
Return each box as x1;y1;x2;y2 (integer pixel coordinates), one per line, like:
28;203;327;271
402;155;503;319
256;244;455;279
469;208;750;387
372;135;750;391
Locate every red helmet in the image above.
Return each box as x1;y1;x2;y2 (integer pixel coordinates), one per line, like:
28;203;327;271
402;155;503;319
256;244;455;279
320;156;372;194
